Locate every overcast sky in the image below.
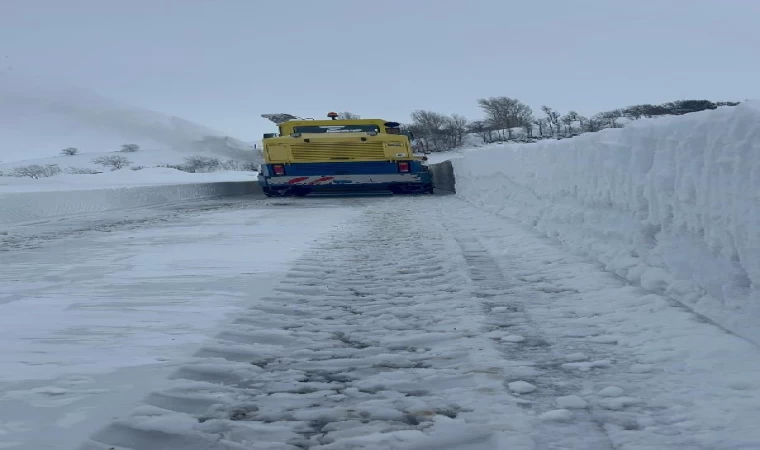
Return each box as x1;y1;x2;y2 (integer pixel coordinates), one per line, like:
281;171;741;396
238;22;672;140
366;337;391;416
2;0;759;141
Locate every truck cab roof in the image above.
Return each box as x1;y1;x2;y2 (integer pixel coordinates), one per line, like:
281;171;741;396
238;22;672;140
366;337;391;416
280;119;395;135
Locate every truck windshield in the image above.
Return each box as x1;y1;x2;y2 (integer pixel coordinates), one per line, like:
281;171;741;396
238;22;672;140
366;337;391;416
293;125;380;134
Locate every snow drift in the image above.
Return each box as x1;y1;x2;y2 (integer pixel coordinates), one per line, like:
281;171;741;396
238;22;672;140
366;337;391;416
452;101;760;343
0;168;260;227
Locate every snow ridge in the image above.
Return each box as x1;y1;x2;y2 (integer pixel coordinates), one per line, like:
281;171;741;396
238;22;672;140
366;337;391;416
0;178;259;227
452;101;760;344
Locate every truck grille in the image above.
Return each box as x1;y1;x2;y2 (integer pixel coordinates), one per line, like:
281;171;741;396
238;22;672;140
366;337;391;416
290;142;387;161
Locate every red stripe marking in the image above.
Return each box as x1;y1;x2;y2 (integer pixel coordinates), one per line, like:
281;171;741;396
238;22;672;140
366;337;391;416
309;176;335;185
287;177;310;185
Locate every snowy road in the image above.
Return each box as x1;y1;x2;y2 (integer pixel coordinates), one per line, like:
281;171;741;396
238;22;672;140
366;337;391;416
3;195;760;449
0;194;365;449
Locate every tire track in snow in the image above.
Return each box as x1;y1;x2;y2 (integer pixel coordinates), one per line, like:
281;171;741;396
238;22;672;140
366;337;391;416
443;197;760;450
77;195;758;449
451;233;617;450
80;198;533;450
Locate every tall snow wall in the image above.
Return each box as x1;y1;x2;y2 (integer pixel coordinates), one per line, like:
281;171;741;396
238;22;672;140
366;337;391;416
452;102;760;343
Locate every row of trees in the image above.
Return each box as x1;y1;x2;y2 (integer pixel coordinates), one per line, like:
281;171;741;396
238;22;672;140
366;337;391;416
404;98;740;152
59;143;141;156
405;111;469;153
1;155;260;179
4;136;261;179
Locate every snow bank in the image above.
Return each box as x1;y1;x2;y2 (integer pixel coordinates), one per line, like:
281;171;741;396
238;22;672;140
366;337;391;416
0;169;260;226
0;167;256;193
453;101;760;343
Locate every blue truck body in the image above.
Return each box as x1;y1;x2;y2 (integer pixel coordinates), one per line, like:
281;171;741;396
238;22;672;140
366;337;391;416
258;160;433;196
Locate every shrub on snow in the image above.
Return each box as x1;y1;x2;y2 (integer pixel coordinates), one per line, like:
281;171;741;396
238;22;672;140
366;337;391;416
119;144;140;153
92;155;132;171
66;167;101;175
9;164;62;179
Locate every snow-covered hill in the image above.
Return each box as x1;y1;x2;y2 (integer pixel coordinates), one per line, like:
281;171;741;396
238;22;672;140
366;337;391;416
0;74;263;226
0;73;260;169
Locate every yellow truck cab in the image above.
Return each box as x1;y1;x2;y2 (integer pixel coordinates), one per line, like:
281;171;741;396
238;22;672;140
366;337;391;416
258;112;432;196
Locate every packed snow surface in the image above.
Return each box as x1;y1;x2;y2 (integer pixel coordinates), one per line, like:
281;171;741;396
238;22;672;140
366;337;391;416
0;195;364;450
1;193;759;448
46;196;758;450
452;101;760;344
0;168;259;227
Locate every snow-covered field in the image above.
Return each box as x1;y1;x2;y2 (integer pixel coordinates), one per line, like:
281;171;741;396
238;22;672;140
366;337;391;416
452;101;760;345
0;74;264;228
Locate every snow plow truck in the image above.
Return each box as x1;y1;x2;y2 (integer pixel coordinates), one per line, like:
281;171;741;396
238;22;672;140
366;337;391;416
257;112;433;197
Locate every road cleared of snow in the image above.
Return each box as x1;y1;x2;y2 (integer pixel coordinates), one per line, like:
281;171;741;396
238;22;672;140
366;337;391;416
70;196;760;450
0;195;364;450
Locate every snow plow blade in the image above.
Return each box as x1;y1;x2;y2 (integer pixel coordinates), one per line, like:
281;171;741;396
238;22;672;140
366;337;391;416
428;160;456;194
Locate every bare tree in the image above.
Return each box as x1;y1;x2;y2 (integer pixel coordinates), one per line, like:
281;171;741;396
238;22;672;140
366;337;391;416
533;118;547;138
120;144;140;153
407;111;471;152
477;97;533;140
599;110;623;128
445;114;468;148
468;120;494;143
622;105;646;120
583;116;604;132
61;147;79;156
10;164;61;179
541;106;562;138
410;110;452;152
92;155;131;170
338;112;361;120
522;122;534;140
66;167;101;175
562;111;580;136
184;155;221;173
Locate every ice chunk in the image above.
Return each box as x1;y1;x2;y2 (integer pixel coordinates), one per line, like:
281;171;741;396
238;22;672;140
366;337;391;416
599;386;625;397
508;381;537;394
540;409;573;421
556;395;587;409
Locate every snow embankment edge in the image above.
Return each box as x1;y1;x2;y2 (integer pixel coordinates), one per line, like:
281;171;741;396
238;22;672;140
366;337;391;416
0;181;262;227
451;102;760;344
